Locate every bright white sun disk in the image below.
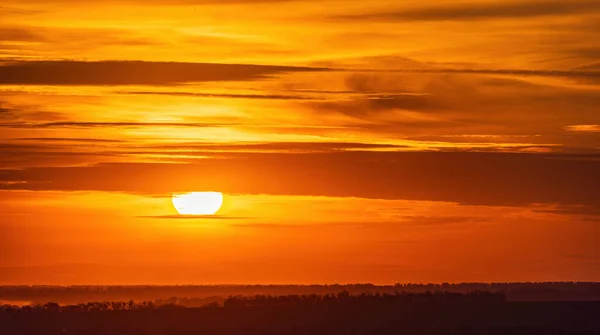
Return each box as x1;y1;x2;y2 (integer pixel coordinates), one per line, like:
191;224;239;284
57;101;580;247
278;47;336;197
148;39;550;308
172;192;223;215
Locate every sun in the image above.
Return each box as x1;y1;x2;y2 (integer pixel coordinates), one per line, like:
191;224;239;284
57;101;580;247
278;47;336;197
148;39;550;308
172;192;224;215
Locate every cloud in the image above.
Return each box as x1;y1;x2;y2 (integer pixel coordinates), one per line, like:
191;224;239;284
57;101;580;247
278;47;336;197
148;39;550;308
116;90;316;100
0;121;239;128
577;62;600;71
0;99;64;123
0;27;43;42
5;59;595;89
0;140;410;168
534;205;600;217
565;125;600;133
0;142;126;168
164;0;306;3
334;0;600;22
13;137;125;143
405;68;600;79
0;120;357;136
312;55;600;79
2;141;403;152
400;216;489;227
0;6;39;16
0;100;18;116
1;152;600;209
2;0;304;5
144;141;407;152
137;215;252;220
0;60;328;86
0;122;358;135
298;71;600;150
231;223;306;229
308;94;448;119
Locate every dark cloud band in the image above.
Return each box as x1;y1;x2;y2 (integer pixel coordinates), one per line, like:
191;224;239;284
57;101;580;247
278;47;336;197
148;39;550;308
0;60;328;86
1;152;600;210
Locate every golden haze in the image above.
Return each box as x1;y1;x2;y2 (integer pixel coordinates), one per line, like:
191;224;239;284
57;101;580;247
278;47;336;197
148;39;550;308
0;0;599;284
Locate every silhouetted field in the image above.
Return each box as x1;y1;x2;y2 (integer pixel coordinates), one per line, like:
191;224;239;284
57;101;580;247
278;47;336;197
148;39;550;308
2;291;600;334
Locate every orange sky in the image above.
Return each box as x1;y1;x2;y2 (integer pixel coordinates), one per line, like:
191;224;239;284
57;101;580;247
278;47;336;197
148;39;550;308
0;0;599;284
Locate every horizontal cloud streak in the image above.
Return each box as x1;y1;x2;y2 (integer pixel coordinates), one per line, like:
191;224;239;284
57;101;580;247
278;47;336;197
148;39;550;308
565;125;600;133
1;0;303;5
1;152;599;209
3;60;596;90
334;0;600;22
384;68;600;79
0;122;238;128
142;142;406;152
0;28;43;42
116;90;316;100
0;60;328;86
137;215;252;220
0;141;412;168
13;137;125;143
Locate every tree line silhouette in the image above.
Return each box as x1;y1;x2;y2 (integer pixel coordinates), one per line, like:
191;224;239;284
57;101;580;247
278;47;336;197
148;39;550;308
1;291;506;312
1;282;598;306
1;291;599;334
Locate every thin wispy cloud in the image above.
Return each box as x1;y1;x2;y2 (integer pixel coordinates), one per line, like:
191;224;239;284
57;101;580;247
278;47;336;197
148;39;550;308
0;121;240;128
13;137;125;143
565;125;600;133
116;90;317;100
333;0;600;22
137;215;253;220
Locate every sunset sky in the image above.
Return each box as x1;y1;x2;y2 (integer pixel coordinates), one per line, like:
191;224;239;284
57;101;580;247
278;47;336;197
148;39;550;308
1;0;599;285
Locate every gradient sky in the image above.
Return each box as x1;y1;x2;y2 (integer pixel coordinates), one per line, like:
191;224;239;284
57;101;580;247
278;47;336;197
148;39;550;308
0;0;599;284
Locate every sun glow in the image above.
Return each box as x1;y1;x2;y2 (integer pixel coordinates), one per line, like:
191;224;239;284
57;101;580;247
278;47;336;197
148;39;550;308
172;192;224;215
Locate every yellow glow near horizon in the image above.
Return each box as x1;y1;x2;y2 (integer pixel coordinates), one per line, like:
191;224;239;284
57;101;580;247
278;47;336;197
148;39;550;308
172;192;224;215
